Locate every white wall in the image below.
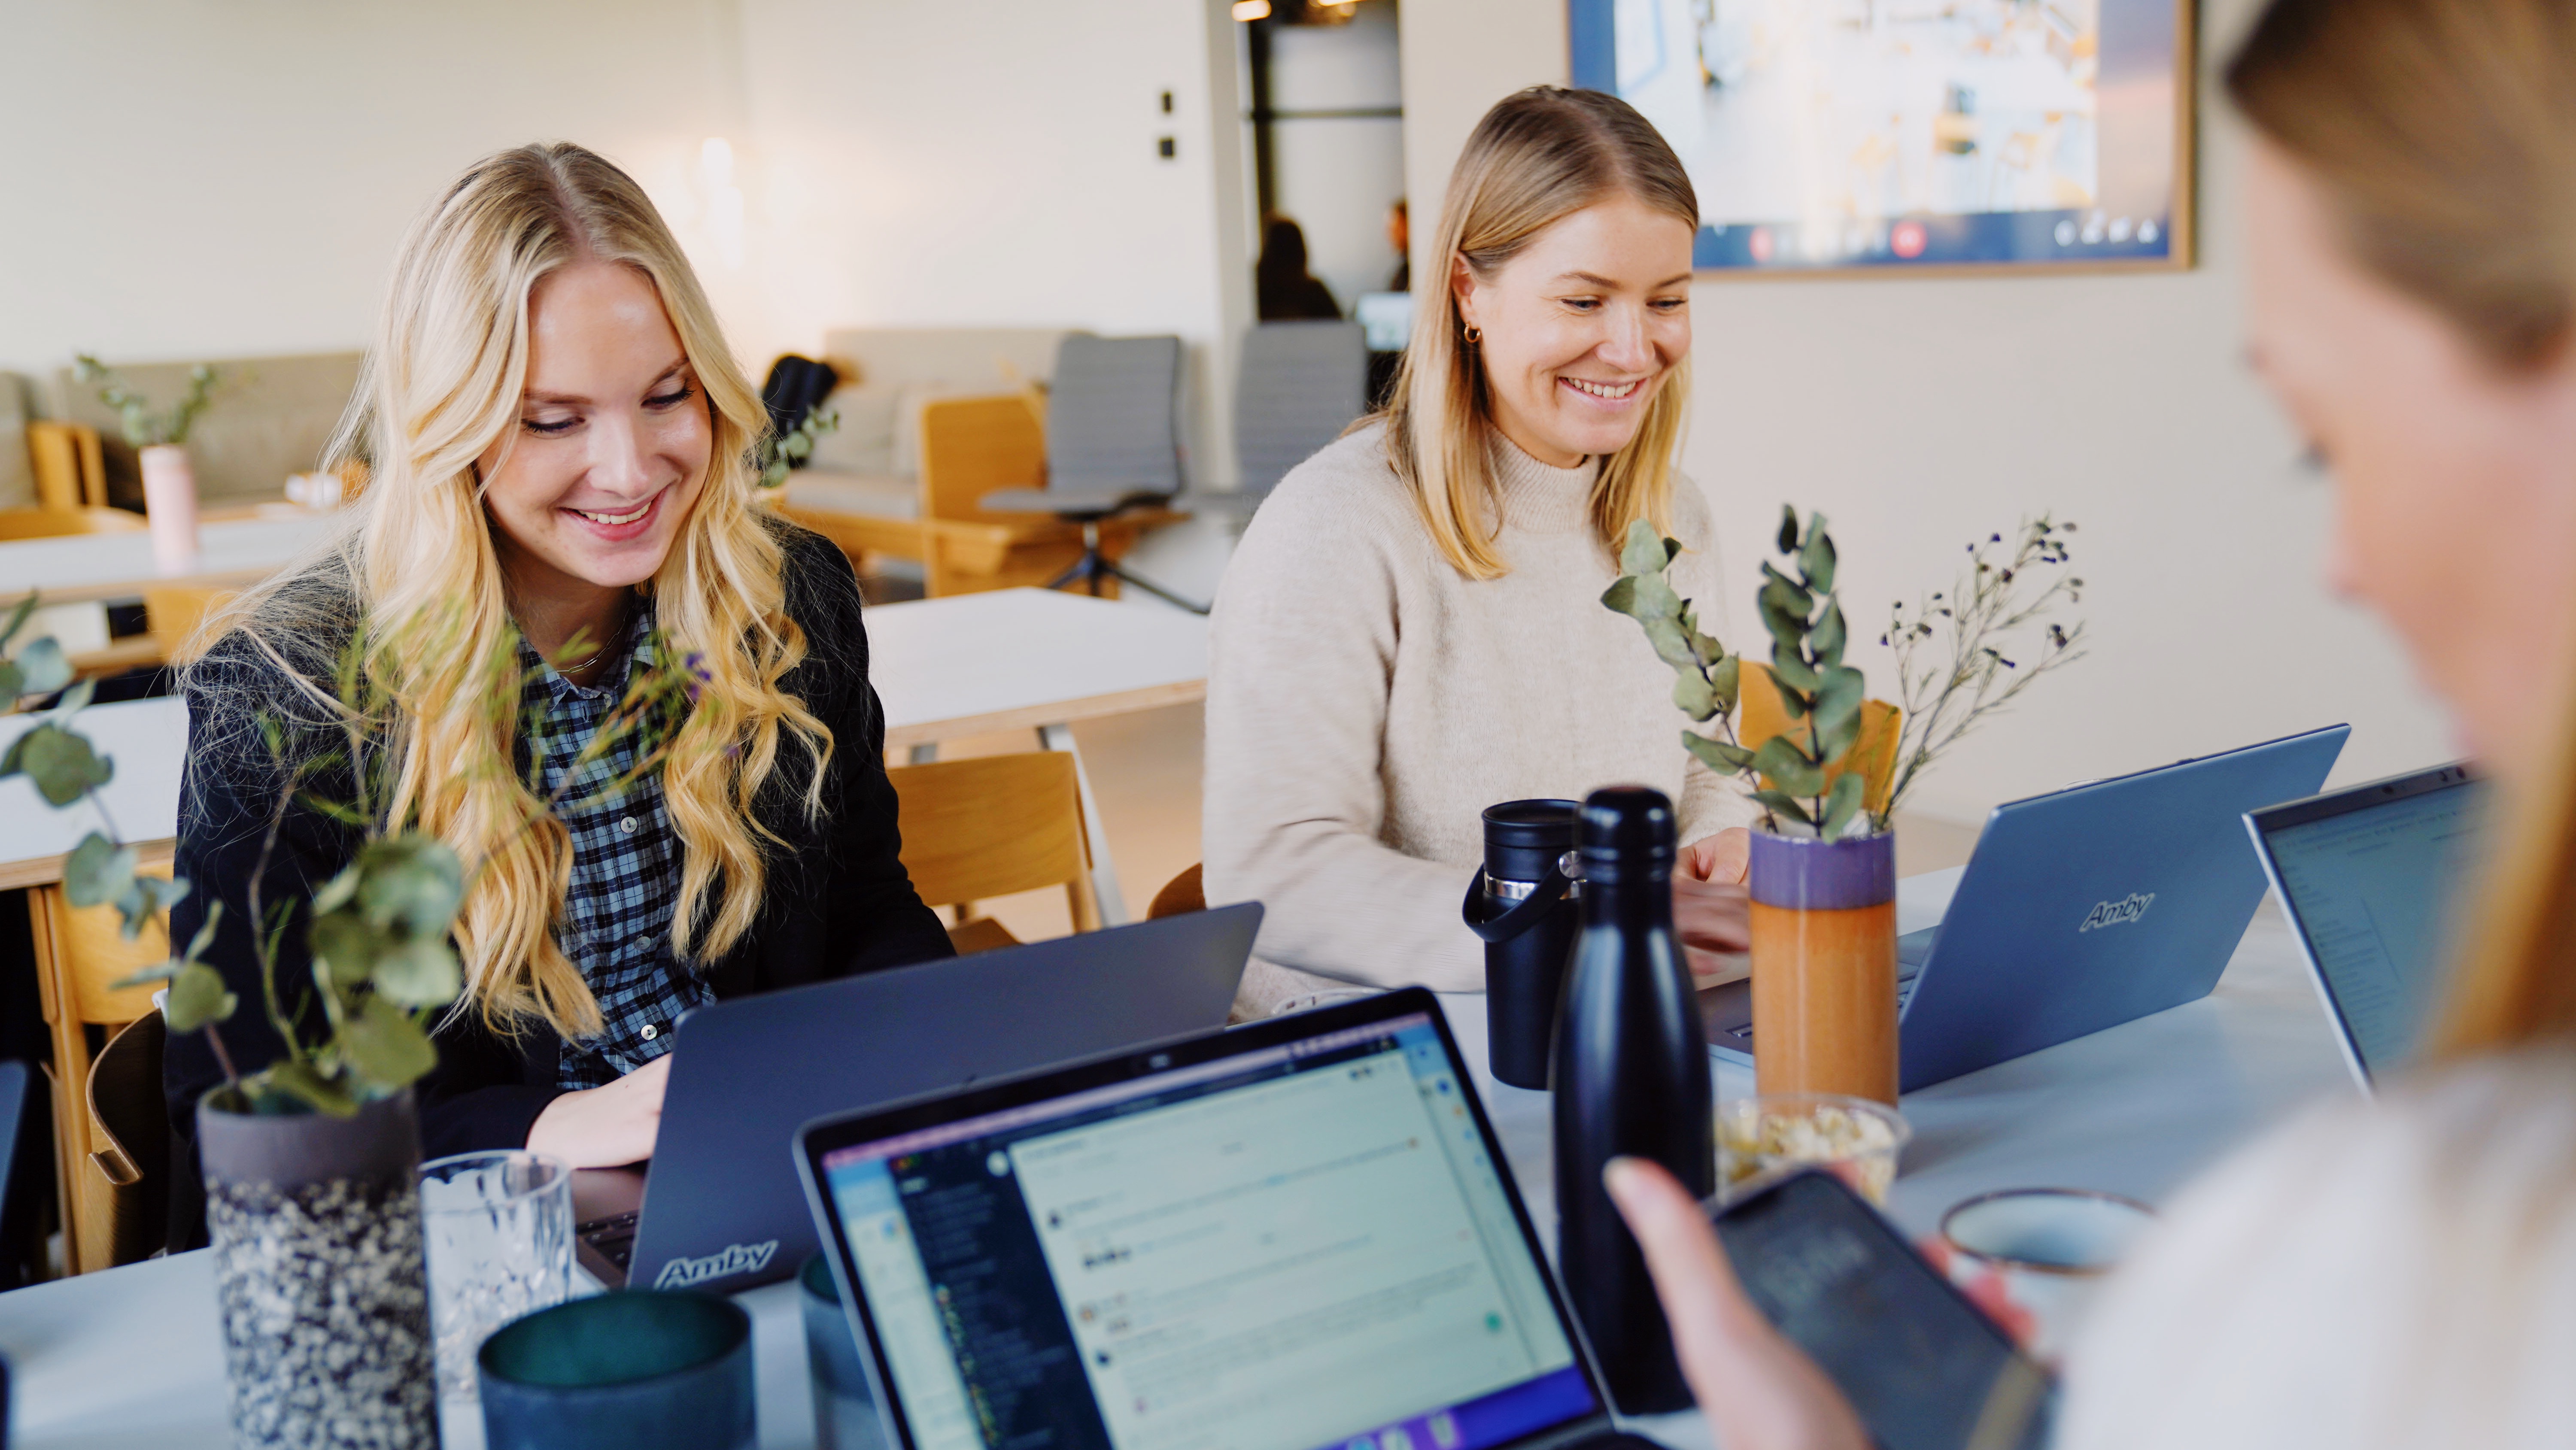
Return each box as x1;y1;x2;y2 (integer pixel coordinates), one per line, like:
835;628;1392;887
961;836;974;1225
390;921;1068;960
736;0;1254;491
1266;4;1409;312
0;0;758;378
1398;0;2452;822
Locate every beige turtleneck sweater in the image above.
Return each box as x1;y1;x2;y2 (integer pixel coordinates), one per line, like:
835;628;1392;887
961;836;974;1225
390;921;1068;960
1203;420;1754;1019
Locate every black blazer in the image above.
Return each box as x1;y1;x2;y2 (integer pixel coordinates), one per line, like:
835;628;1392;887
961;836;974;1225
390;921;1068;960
164;523;953;1246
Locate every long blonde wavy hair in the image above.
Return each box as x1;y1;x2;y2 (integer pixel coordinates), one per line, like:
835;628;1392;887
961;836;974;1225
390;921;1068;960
1382;86;1698;580
204;143;826;1040
2232;0;2576;1060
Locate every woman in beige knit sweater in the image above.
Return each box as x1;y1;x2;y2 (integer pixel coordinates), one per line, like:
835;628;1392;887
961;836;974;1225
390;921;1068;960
1205;87;1757;1019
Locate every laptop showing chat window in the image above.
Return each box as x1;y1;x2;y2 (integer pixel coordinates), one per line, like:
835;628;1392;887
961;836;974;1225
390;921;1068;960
2245;764;2484;1092
797;989;1649;1450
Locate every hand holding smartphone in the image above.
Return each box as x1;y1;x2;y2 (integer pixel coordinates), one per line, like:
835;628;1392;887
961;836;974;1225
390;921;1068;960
1710;1171;2054;1450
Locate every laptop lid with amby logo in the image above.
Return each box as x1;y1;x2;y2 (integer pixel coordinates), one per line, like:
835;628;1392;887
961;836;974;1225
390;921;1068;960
626;904;1259;1295
1893;724;2348;1091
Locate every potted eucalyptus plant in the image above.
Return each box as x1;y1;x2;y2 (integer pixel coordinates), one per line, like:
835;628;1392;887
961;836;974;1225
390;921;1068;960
1604;509;2085;1102
3;597;694;1449
72;355;225;571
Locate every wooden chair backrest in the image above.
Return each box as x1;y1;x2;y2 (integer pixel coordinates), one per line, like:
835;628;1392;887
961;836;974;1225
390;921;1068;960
917;394;1047;523
30;863;174;1274
0;507;145;540
143;586;238;665
26;421;107;510
1737;661;1904;816
888;751;1102;932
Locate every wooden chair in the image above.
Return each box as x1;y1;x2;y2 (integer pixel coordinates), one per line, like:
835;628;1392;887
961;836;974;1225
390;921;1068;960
30;864;176;1274
26;421;108;511
143;586;238;666
1148;863;1206;919
1737;661;1904;816
888;751;1103;953
0;507;144;541
915;394;1183;598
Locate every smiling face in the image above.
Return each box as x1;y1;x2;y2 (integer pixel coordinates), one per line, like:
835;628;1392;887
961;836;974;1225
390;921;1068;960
478;260;710;611
1453;193;1696;468
2245;139;2576;778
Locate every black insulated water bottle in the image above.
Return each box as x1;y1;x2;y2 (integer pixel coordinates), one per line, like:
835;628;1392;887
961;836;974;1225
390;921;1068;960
1463;799;1583;1090
1552;786;1713;1415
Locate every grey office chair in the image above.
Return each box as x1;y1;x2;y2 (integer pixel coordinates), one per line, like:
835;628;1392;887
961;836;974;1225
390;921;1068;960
1232;320;1367;504
980;334;1203;611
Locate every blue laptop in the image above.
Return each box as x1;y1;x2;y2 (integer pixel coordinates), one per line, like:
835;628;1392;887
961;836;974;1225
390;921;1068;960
1704;725;2349;1092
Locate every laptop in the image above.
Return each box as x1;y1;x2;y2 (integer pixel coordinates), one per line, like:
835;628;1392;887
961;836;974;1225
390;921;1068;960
1703;725;2349;1092
577;904;1261;1292
797;988;1656;1450
2245;763;2483;1093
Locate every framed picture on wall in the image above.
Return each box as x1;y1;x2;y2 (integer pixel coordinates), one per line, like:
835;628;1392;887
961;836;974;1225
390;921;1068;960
1570;0;2195;274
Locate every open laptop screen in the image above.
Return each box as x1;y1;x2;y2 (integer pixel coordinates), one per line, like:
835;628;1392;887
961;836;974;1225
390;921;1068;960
2252;765;2482;1082
815;1009;1594;1450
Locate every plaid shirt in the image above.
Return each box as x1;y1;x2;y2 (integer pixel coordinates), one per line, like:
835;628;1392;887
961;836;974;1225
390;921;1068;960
520;602;712;1091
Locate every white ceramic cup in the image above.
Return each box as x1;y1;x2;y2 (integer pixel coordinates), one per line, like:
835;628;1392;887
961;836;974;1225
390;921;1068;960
1935;1186;2154;1365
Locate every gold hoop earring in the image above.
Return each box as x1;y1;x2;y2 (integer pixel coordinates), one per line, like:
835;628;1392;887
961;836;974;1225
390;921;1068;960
1463;326;1482;345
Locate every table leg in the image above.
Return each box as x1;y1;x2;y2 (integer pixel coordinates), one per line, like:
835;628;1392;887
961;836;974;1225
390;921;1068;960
1037;723;1130;927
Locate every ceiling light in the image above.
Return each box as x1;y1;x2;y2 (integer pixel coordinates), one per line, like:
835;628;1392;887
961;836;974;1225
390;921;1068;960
1231;0;1270;18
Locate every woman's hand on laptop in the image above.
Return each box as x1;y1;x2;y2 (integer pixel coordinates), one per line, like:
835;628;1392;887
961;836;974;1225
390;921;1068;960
1606;1156;1871;1450
1675;828;1752;982
528;1054;672;1168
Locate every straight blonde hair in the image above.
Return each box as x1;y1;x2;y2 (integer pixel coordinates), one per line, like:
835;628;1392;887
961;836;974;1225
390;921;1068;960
200;143;826;1040
1382;86;1698;580
2231;0;2576;1057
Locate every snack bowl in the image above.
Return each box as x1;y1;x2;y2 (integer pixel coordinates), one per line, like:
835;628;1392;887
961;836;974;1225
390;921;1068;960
1716;1093;1911;1206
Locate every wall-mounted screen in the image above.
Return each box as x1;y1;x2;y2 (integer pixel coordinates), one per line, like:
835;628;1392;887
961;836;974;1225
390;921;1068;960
1570;0;2194;274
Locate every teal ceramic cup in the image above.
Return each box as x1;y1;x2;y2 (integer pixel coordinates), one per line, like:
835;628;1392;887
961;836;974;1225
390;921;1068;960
801;1253;887;1450
477;1290;755;1450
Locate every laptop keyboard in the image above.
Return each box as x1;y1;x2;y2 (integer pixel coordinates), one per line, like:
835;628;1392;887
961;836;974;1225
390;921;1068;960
579;1211;640;1270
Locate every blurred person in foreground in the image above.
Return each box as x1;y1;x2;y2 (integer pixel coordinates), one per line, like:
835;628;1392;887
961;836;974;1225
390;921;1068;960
165;144;949;1244
1607;0;2576;1444
1256;214;1344;320
1206;88;1756;1019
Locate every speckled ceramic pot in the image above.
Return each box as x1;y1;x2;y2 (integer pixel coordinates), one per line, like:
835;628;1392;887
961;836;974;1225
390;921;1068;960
197;1090;435;1450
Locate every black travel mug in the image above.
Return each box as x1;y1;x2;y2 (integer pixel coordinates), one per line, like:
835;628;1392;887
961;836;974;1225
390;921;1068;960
1463;799;1583;1090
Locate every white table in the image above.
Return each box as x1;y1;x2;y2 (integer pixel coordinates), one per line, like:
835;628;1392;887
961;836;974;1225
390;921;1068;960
865;588;1209;923
0;514;334;610
0;869;2356;1450
0;696;187;890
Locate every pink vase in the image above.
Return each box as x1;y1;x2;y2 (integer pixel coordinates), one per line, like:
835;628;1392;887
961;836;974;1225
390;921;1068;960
139;445;201;572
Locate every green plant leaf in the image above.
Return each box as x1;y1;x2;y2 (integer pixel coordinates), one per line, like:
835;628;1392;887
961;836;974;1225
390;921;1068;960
1769;646;1820;694
1707;653;1740;713
12;637;71;697
55;677;95;715
352;834;465;935
1672;672;1718;721
250;1059;356;1117
1600;576;1637;616
371;937;462;1010
164;962;239;1032
109;959;179;989
1618;519;1673;577
1821;772;1867;839
1751;789;1816;827
309;862;361;916
1629;572;1683;623
64;832;136;909
1810;600;1847;668
1799;518;1837;593
7;724;113;806
307;912;381;986
1753;736;1826;797
1682;730;1757;772
183;900;224;964
340;997;437;1091
1642;616;1698;672
1812;665;1866;758
118;873;188;939
1775;504;1799;555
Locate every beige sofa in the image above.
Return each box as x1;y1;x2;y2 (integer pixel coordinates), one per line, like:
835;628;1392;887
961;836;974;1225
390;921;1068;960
778;328;1078;559
47;352;364;511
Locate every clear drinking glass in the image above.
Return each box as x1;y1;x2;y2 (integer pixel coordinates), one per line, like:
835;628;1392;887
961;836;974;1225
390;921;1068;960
419;1150;574;1403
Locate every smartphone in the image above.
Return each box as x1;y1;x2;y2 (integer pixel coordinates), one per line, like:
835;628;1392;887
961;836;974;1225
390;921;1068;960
1711;1171;2053;1450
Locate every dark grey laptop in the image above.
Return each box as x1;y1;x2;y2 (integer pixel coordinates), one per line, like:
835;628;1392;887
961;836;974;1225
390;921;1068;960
1702;725;2348;1092
2245;763;2482;1093
576;904;1259;1291
796;989;1663;1450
